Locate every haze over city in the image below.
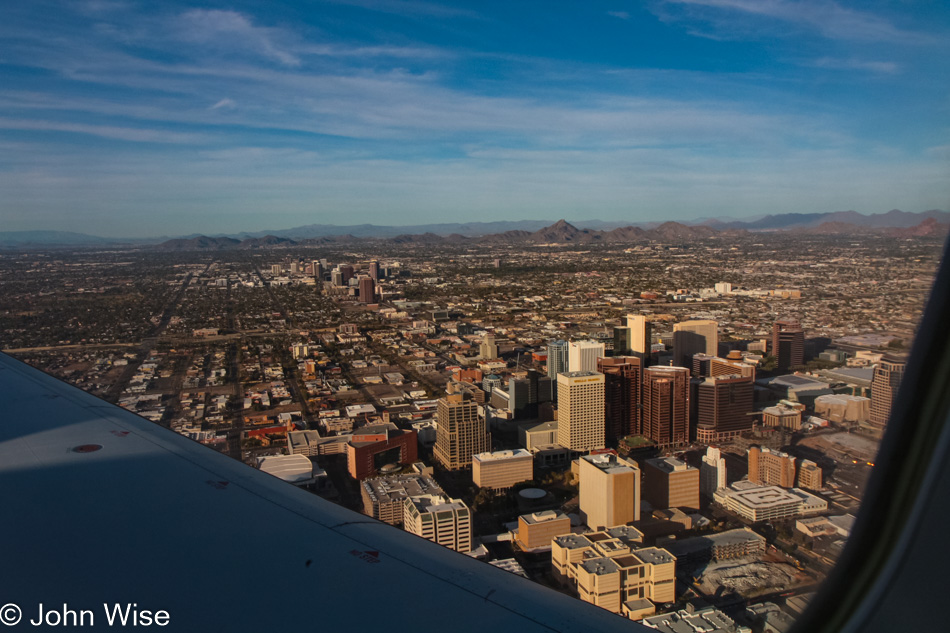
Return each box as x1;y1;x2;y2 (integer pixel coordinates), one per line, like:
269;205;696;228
2;1;949;237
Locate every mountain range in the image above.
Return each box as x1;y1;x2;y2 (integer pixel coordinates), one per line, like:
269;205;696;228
0;209;946;248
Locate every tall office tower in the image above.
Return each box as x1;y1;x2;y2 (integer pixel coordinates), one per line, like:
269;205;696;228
403;495;472;552
508;370;549;419
613;327;632;355
597;356;642;441
340;264;355;284
479;334;498;360
358;276;376;303
626;314;653;360
547;340;569;397
578;453;640;529
509;377;531;418
700;446;727;498
642;457;700;511
673;320;718;369
692;374;754;443
568;340;605;373
270;264;282;275
368;260;380;281
870;354;907;428
772;318;805;371
434;393;491;471
556;371;606;452
311;260;323;280
331;268;344;287
748;446;796;488
537;374;553;404
642;366;690;448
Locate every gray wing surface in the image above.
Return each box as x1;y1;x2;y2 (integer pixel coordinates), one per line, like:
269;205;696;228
0;352;635;632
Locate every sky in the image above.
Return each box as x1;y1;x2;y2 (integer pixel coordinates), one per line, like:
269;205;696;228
1;0;948;237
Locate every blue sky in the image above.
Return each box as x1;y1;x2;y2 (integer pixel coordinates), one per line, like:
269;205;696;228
1;0;948;237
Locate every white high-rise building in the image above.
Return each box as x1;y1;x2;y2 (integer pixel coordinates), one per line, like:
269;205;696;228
557;371;605;452
547;340;569;398
626;314;653;358
568;340;605;373
700;446;727;498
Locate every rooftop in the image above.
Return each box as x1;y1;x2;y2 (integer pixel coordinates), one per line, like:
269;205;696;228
579;557;621;576
257;454;316;484
633;547;676;566
664;528;765;558
719;483;804;509
645;456;692;473
554;534;592;550
521;510;567;525
473;448;532;462
581;453;638;474
362;474;445;505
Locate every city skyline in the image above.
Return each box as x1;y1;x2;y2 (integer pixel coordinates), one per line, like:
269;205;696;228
2;1;948;237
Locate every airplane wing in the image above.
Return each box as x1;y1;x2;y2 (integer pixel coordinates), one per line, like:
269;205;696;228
0;352;632;632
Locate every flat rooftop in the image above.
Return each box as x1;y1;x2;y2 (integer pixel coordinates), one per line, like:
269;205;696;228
581;453;637;474
362;474;445;505
473;449;532;462
634;547;676;566
579;557;621;576
521;510;568;525
665;528;765;557
645;456;691;473
770;374;829;388
719;483;803;509
606;525;644;542
554;534;592;550
408;494;467;514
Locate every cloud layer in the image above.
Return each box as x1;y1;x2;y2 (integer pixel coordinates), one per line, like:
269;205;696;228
0;1;947;236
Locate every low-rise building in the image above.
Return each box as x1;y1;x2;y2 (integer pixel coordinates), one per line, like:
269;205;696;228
515;510;572;552
472;449;533;490
519;419;559;450
814;394;871;424
403;494;472;553
662;528;766;564
361;474;445;525
714;481;827;521
346;424;418;480
640;606;750;631
761;405;802;431
552;531;675;615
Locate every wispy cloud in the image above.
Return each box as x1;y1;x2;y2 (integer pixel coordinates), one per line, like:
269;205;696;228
174;9;302;67
209;98;236;110
658;0;921;43
607;11;631;20
0;117;207;143
320;0;479;19
806;57;900;74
